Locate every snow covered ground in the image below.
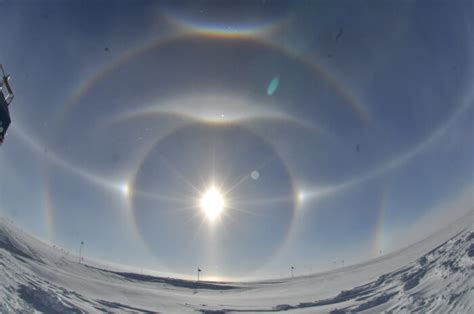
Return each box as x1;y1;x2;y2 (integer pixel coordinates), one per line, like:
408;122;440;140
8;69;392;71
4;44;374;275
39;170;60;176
0;213;473;313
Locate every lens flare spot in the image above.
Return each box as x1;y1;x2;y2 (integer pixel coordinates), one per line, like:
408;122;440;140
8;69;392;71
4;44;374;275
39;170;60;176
251;170;260;180
267;76;280;95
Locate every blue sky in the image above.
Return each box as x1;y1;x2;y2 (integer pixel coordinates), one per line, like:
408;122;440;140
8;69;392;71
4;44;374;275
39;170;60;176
0;0;472;280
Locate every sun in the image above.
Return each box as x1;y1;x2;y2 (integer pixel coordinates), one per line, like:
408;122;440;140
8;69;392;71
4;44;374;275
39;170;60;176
200;187;226;221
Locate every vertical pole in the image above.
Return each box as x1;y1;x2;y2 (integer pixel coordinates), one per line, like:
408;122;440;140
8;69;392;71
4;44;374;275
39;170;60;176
78;241;84;263
194;268;201;295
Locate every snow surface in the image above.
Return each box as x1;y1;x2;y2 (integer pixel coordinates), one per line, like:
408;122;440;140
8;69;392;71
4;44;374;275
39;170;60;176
0;212;473;313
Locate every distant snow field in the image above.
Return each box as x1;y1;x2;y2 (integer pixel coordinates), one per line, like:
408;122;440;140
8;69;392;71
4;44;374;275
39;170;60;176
0;214;473;313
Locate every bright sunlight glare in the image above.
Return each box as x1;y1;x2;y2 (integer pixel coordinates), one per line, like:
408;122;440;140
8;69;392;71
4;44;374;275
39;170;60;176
200;187;226;221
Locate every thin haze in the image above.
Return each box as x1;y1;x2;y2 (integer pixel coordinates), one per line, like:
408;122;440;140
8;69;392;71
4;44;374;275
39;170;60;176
0;0;472;280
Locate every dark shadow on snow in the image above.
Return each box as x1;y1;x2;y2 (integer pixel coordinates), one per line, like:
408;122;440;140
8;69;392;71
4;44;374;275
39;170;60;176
17;284;81;314
84;265;240;290
96;299;157;313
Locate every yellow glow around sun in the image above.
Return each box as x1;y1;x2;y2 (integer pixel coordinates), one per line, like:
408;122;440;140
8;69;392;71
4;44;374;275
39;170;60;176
200;187;226;221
